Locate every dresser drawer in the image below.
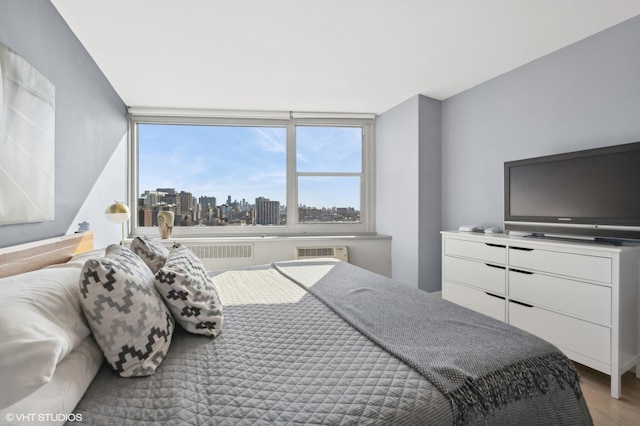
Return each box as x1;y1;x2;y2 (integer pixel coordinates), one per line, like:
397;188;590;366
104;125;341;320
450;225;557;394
509;247;612;284
509;270;611;326
444;256;506;295
443;280;505;321
509;302;610;365
444;238;506;264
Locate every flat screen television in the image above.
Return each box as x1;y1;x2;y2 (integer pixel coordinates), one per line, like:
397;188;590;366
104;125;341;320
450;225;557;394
504;141;640;242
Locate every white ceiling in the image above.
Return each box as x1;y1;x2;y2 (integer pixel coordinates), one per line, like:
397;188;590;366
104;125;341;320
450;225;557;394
51;0;640;115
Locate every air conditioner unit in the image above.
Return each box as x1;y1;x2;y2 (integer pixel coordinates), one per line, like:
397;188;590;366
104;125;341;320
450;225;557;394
295;246;348;262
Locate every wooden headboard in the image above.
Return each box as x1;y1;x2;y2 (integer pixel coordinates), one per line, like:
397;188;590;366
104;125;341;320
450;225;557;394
0;231;94;279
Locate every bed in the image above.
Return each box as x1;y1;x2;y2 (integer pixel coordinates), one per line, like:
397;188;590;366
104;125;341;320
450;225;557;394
0;232;593;425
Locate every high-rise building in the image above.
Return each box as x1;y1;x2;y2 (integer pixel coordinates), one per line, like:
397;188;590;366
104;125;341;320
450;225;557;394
199;196;216;209
140;189;168;206
255;197;280;225
178;191;193;214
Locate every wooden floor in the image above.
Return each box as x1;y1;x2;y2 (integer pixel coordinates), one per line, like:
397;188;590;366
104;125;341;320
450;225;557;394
575;363;640;426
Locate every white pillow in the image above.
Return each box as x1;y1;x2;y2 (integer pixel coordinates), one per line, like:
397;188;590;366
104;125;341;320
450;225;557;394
0;335;104;425
62;248;106;268
0;267;91;409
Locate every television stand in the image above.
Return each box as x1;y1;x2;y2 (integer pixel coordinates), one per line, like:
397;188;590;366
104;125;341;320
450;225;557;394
441;230;640;399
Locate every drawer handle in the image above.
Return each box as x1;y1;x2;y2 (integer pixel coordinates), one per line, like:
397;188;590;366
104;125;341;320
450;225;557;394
509;268;533;275
485;243;506;248
509;300;534;308
510;246;533;252
485;263;506;270
484;292;506;300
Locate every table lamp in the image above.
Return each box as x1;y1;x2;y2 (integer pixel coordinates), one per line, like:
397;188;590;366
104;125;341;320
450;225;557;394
105;201;130;246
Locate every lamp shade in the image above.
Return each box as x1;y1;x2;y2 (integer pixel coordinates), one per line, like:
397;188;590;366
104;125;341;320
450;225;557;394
105;202;130;223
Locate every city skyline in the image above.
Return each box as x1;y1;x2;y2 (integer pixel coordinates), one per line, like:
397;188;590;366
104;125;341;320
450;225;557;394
138;123;361;210
138;187;359;227
139;186;359;211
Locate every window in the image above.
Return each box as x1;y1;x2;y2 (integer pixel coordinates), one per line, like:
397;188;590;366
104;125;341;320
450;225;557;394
129;110;375;237
296;126;362;223
137;123;287;227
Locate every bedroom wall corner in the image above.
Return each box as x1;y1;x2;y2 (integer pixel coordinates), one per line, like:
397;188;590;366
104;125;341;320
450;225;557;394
376;94;442;291
417;95;442;293
376;96;420;288
0;0;128;249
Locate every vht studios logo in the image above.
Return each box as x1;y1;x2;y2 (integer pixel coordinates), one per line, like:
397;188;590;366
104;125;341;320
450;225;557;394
4;412;83;423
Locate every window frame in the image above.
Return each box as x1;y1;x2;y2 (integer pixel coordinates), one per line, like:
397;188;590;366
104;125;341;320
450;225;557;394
128;109;376;237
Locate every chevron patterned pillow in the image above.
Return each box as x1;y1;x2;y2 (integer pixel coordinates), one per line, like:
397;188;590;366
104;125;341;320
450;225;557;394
79;245;174;376
155;244;224;338
129;236;169;274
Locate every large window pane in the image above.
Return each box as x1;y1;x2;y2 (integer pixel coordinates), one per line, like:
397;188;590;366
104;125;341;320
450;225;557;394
138;124;286;227
296;126;362;172
298;176;360;223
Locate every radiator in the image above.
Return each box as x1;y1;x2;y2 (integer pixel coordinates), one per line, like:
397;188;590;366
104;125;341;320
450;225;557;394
295;246;348;262
185;243;253;260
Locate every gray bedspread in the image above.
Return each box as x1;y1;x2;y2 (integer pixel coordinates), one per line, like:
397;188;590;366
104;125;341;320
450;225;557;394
71;261;592;425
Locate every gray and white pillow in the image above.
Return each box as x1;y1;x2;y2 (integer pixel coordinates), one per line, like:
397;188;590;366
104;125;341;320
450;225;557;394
155;244;223;338
129;236;169;274
79;245;174;376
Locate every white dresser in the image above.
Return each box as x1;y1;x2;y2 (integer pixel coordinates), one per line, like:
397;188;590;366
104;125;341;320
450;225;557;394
441;230;640;398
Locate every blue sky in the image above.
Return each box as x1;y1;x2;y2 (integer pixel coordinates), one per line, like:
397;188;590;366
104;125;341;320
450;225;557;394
139;124;361;209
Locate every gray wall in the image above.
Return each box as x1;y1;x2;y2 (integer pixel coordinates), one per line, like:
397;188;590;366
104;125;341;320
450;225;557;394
377;96;420;287
0;0;128;248
377;94;441;292
418;95;441;292
441;14;640;231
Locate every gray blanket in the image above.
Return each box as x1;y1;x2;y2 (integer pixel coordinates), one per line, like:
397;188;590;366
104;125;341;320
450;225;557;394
274;259;588;425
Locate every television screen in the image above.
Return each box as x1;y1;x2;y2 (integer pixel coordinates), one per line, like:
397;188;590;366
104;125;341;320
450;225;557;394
504;141;640;241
